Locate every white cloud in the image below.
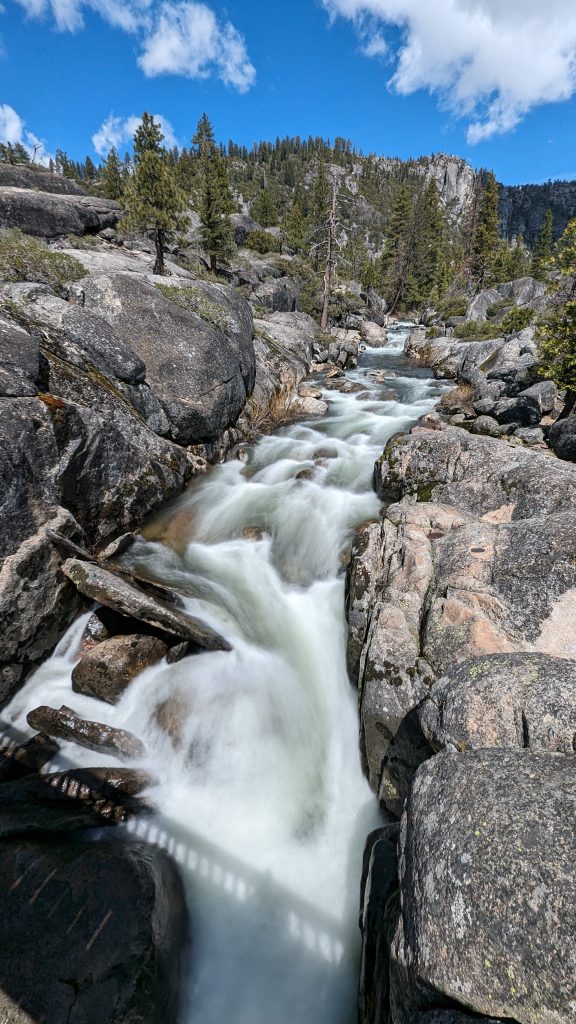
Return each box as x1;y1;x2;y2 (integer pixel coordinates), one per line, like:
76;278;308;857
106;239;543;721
13;0;255;90
321;0;576;142
91;111;178;156
0;102;54;164
138;2;255;91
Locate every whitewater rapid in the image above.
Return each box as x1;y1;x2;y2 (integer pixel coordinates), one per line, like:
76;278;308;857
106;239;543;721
5;325;443;1024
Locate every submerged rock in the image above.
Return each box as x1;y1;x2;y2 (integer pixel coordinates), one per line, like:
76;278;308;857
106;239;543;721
27;704;146;760
62;558;231;652
0;732;59;782
0;838;188;1024
73;633;169;704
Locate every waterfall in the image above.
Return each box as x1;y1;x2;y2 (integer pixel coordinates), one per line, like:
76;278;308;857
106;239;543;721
5;325;443;1024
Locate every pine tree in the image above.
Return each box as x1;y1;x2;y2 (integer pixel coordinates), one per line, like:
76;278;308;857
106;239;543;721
308;161;331;270
537;218;576;418
123;113;189;276
469;171;501;289
282;195;307;253
251;188;278;227
101;146;124;200
532;209;554;280
192;113;235;273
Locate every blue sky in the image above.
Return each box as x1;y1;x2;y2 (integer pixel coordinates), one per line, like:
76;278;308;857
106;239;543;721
2;0;576;185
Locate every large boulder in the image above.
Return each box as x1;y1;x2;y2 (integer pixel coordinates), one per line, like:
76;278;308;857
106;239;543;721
72;633;169;703
548;415;576;462
253;276;301;313
0;164;86;195
230;211;261;246
26;704;146;760
80;272;256;444
385;750;576;1024
0;838;188;1023
0;187;121;237
420;653;576;754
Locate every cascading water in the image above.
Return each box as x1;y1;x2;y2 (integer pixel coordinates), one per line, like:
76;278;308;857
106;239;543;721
5;325;443;1024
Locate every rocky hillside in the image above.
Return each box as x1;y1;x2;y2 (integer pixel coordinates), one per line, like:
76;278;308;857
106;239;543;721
500;179;576;245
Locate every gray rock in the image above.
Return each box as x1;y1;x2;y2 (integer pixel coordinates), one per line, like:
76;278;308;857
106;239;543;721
409;1014;507;1023
375;426;576;520
0;838;187;1024
471;398;496;416
80;272;255;444
519;379;557;414
0;187;121;237
62;558;232;652
72;633;168;704
0;164;86;195
0;766;151;834
514;426;544;444
469;414;503;436
548;415;576;461
27;704;146;760
0;315;42;396
230;211;261;246
493;393;542;426
420;653;576;755
253;276;301;313
465;287;502;322
359;829;400;1024
388;750;576;1024
59;305;146;383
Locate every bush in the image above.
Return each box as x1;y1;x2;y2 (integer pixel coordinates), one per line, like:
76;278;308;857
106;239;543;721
486;298;511;319
439;296;468;319
0;228;85;289
454;320;503;341
244;229;282;254
501;307;534;334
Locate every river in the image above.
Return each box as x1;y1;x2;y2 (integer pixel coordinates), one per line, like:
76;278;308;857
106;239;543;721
5;324;443;1024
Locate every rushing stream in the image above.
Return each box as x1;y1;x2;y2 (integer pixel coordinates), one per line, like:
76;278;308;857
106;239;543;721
5;324;443;1024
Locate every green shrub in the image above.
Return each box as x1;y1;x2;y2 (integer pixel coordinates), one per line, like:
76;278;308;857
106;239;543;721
244;229;282;254
0;228;85;289
486;298;511;319
501;306;534;334
454;319;503;341
65;233;101;249
439;296;468;319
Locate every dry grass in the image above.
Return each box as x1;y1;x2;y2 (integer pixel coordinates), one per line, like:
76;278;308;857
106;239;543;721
438;382;475;416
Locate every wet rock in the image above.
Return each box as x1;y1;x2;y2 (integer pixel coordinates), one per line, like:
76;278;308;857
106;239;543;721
359;829;400;1024
0;838;188;1024
27;704;146;760
387;750;576;1024
548;415;576;462
289;396;328;418
98;531;138;561
0;766;151;834
0;732;59;782
298;384;323;399
361;322;388;347
72;633;168;703
0;187;121;238
419;653;576;755
62;559;231;652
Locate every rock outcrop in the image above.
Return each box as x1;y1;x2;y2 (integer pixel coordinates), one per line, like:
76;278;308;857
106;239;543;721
0;188;121;237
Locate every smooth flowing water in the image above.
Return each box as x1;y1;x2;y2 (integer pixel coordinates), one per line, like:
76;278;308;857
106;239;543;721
5;325;443;1024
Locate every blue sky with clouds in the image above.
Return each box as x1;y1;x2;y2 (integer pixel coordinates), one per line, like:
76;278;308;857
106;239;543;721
1;0;576;184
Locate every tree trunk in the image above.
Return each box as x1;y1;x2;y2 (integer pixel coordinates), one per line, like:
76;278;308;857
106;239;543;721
210;254;217;275
320;184;337;334
153;229;165;276
557;387;576;421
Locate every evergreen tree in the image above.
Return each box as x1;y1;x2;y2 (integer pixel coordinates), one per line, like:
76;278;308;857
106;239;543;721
537;217;576;417
469;171;501;289
251;188;278;227
83;155;97;181
101;146;124;200
532;209;554;280
282;195;307;253
124;113;189;276
308;161;331;270
192;113;235;272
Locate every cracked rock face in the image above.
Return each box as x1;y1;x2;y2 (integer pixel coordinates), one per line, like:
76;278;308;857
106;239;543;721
389;749;576;1024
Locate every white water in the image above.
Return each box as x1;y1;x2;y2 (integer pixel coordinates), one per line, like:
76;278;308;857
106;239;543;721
4;326;443;1024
